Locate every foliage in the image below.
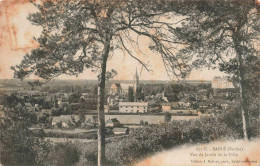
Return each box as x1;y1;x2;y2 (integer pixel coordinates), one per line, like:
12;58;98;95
216;101;260;139
79;113;86;124
136;87;145;101
46;142;81;166
164;112;171;122
1;94;21;108
127;86;134;102
11;0;191;80
79;109;259;166
0;107;50;166
172;0;260;139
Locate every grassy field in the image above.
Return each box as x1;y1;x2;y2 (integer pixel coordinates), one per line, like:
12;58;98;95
43;129;98;139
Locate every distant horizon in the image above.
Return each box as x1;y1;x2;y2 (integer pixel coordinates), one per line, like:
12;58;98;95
0;78;213;82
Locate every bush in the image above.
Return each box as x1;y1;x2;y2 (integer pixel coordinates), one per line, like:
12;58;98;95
104;111;250;165
188;128;203;142
79;106;259;166
104;124;183;165
45;131;97;139
0;108;50;166
47;142;81;166
164;112;171;122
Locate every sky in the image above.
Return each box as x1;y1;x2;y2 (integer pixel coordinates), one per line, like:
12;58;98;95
0;0;225;81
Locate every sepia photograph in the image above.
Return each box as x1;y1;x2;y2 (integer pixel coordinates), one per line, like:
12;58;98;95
0;0;259;165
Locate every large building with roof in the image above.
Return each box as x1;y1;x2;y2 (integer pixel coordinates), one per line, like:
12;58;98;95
109;83;133;95
212;77;237;97
212;76;234;89
109;68;140;102
119;102;148;113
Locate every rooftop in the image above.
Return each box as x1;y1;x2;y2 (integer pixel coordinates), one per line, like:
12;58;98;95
119;102;148;106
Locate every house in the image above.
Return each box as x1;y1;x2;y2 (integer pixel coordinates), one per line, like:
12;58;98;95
107;96;116;106
161;103;171;112
212;76;234;89
178;98;190;108
121;84;133;94
104;105;109;113
106;118;121;127
113;127;129;135
119;102;148;113
162;105;171;111
109;83;133;95
52;115;80;128
110;83;121;94
212;77;237;97
57;97;69;106
80;93;90;99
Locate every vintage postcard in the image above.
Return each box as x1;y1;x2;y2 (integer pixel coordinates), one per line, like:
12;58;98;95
0;0;259;166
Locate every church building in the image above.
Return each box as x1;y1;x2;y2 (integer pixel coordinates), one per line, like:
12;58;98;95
109;68;139;101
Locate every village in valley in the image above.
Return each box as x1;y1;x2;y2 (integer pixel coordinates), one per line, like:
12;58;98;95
0;70;238;143
0;0;259;165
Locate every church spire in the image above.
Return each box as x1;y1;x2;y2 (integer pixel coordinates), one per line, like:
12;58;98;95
134;67;139;81
133;67;139;102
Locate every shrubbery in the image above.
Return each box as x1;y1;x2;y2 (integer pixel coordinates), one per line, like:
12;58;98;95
45;131;97;139
46;142;81;166
78;109;259;166
0;108;51;166
1;104;258;166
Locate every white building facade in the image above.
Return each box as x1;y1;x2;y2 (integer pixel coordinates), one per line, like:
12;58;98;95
119;102;148;113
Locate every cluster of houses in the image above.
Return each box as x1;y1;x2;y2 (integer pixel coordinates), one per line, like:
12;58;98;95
0;76;237;128
105;76;236;115
51;115;129;135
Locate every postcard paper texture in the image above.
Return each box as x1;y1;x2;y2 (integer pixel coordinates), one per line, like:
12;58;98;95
0;0;259;166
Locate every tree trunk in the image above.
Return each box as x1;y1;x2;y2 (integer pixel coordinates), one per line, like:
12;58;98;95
233;36;249;141
97;37;111;166
238;73;249;141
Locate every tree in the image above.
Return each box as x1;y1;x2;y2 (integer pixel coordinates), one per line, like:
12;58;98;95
136;86;144;101
172;0;260;141
27;80;43;90
11;1;192;165
0;107;50;166
47;142;81;166
164;112;172;122
79;112;86;124
128;86;134;102
106;69;117;84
